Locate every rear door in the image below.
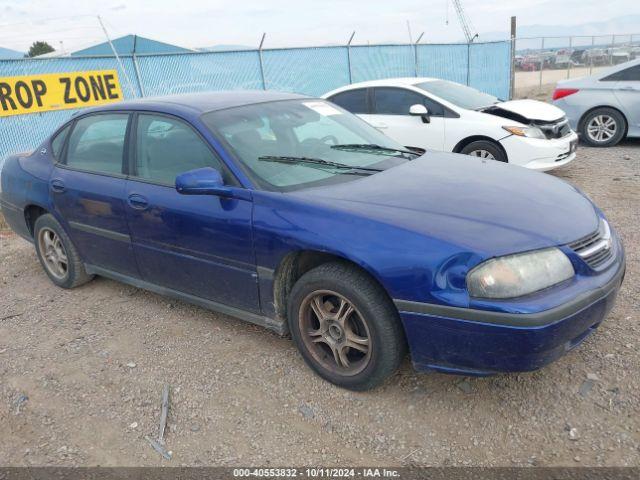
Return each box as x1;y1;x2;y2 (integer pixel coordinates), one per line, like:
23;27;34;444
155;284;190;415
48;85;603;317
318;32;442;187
51;112;139;277
124;112;259;311
366;87;446;150
610;64;640;135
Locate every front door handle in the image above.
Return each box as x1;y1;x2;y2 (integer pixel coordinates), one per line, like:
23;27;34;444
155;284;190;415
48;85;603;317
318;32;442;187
127;194;149;210
50;179;66;193
371;122;388;130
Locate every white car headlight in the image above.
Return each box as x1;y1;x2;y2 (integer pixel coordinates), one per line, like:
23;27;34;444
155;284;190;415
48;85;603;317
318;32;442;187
467;247;575;299
502;126;546;139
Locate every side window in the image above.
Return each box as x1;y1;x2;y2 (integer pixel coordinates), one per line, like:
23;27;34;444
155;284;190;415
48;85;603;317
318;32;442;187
373;87;444;116
328;89;368;114
601;64;640;82
65;114;129;175
50;124;71;162
134;114;225;185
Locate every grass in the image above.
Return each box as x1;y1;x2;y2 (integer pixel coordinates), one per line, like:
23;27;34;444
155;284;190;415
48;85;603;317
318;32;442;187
0;212;8;231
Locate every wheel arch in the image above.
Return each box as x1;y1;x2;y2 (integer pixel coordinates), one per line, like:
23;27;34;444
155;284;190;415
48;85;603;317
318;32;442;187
578;105;629;138
271;249;395;323
23;204;49;237
452;135;509;162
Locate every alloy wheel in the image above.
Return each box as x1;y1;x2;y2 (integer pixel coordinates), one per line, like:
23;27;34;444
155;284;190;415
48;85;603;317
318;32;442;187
298;290;372;376
586;115;617;143
469;149;496;159
38;228;68;280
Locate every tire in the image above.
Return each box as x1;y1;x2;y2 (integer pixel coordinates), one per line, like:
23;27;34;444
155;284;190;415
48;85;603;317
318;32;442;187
580;107;626;147
460;140;507;162
287;262;406;391
33;214;94;289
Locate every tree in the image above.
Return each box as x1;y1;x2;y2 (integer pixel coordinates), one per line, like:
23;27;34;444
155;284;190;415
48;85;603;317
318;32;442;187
27;41;54;57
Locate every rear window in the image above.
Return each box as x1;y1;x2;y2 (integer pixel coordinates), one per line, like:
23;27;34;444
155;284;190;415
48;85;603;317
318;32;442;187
601;64;640;82
51;124;71;161
328;89;368;114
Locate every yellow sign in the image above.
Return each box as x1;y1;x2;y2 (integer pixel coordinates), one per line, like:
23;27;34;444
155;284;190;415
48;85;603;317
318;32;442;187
0;70;123;117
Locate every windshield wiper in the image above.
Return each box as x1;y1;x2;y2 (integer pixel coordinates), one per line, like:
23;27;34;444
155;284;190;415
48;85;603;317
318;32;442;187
330;143;420;158
258;155;383;173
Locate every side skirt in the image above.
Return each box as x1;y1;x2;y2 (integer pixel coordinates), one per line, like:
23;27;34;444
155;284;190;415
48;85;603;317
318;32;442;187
85;264;288;336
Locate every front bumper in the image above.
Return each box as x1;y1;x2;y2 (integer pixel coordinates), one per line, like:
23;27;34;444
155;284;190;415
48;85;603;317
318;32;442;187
396;255;625;376
500;131;579;172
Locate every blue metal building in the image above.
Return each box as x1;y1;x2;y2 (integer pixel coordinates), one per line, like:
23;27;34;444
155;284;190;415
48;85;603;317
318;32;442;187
71;35;192;56
0;46;24;59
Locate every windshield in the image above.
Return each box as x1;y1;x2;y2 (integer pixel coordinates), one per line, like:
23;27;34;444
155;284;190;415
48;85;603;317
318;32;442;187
415;80;500;110
202;99;411;191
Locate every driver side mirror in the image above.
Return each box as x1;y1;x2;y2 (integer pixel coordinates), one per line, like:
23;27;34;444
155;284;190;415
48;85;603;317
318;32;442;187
409;104;430;124
175;167;232;197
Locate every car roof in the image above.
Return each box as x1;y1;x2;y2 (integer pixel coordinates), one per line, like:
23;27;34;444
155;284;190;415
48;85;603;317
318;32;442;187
322;77;440;97
342;77;438;88
558;57;640;86
85;90;309;115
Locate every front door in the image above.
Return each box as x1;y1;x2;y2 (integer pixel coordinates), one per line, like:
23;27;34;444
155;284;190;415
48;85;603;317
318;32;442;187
124;113;259;312
360;87;446;151
50;112;139;277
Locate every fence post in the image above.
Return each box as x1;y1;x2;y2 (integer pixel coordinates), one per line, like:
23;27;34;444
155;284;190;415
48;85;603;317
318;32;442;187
258;33;267;90
567;36;573;79
538;37;545;93
346;31;355;84
97;15;138;99
131;54;145;97
509;16;516;100
466;42;471;86
414;32;424;77
589;36;595;75
610;35;615;65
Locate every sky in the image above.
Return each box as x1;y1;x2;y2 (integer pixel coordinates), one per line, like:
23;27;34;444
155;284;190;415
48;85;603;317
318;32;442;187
0;0;639;52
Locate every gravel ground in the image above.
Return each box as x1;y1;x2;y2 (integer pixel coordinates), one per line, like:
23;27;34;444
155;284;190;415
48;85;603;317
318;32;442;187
0;141;638;467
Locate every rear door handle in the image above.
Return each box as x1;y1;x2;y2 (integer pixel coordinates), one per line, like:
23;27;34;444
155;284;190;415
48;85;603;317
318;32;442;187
127;194;149;210
50;179;66;193
620;85;638;91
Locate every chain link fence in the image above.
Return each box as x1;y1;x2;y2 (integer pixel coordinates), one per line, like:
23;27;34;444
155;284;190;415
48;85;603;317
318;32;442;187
0;41;511;168
513;34;640;99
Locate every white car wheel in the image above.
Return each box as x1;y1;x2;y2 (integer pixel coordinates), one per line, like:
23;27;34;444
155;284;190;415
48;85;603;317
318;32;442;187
468;149;496;160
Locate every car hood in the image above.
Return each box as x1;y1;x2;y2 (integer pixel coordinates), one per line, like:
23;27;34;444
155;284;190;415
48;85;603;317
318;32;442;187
295;153;599;258
486;99;566;122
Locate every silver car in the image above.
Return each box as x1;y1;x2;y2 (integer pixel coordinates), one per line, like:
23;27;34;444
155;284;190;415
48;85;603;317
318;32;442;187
553;58;639;147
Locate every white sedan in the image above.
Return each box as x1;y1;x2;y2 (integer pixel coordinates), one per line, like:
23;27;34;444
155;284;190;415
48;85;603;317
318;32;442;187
323;78;578;171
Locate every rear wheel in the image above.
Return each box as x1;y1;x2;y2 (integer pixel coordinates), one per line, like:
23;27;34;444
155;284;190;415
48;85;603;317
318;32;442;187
460;140;507;162
287;263;406;391
580;107;626;147
34;214;93;289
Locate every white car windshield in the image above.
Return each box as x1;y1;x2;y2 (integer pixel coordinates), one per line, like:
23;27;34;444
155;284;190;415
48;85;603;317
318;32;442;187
416;80;500;110
202;99;417;191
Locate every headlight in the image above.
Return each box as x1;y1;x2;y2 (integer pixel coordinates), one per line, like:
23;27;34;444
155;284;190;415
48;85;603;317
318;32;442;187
467;247;574;299
502;126;546;139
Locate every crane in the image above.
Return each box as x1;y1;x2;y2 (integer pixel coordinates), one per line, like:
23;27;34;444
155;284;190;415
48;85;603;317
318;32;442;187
450;0;478;43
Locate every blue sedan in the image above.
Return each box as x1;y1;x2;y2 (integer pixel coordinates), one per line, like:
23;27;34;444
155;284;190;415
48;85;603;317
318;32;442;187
0;91;625;390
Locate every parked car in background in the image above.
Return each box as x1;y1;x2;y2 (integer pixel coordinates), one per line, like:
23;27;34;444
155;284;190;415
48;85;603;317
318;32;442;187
553;58;640;147
0;92;625;390
323;78;578;171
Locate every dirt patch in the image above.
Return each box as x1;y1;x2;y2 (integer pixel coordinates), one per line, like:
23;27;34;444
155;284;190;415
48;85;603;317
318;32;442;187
0;141;639;467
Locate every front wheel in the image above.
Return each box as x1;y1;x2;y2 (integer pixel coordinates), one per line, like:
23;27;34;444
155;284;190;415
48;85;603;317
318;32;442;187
287;263;406;391
460;140;507;162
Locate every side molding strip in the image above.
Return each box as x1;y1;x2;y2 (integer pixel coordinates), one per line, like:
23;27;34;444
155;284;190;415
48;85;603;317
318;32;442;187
84;264;288;335
69;221;131;243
